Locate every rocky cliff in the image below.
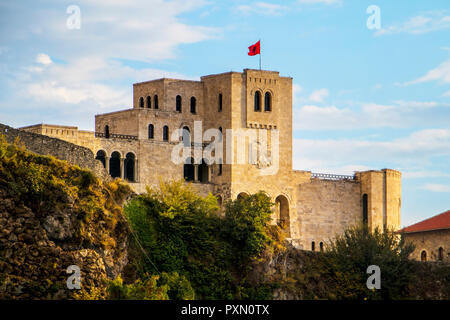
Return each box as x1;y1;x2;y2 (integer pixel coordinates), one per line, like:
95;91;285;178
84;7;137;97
0;137;132;299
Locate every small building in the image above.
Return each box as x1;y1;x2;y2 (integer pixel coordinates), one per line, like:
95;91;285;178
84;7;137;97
401;210;449;262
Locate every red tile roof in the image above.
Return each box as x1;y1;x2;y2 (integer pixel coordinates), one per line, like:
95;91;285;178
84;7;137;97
400;210;450;233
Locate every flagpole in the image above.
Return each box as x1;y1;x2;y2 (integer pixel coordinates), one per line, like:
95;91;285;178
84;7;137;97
259;39;261;71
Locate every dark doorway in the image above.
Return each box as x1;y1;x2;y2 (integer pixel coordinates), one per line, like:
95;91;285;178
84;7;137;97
198;159;209;183
275;195;290;237
183;157;195;182
110;151;121;178
124;152;135;182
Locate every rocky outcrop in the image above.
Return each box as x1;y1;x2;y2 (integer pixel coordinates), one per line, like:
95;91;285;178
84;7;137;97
0;139;132;299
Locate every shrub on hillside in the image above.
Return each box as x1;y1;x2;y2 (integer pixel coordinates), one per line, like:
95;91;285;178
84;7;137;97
123;181;275;299
321;226;415;299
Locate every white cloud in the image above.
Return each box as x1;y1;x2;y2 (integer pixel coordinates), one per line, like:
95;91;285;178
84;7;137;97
405;59;450;85
21;56;192;107
2;0;219;62
293;129;450;174
236;2;288;16
403;171;450;179
0;0;217;129
421;183;450;193
376;11;450;36
308;88;329;102
36;53;52;65
443;90;450;97
293;99;450;131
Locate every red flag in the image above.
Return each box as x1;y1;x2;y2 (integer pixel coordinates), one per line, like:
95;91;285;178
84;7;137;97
248;40;260;56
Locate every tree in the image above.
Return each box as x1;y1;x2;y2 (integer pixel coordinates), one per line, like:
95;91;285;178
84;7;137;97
322;226;415;300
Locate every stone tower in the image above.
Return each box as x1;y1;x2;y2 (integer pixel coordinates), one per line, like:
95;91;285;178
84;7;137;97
357;169;402;232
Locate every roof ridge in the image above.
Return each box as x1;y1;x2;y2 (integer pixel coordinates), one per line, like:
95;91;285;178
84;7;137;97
401;210;450;233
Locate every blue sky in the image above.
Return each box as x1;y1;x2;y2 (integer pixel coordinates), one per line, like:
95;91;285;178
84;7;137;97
0;0;449;227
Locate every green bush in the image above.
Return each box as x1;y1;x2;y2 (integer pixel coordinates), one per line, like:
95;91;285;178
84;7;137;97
123;181;275;299
321;226;415;300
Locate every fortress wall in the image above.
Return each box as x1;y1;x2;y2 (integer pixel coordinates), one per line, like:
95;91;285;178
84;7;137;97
0;123;108;179
293;179;361;250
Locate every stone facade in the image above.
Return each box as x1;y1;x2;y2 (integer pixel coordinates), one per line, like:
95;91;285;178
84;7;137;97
19;69;402;250
403;230;449;262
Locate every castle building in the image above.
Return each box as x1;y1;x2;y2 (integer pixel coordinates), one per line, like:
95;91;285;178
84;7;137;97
20;69;402;250
400;210;449;262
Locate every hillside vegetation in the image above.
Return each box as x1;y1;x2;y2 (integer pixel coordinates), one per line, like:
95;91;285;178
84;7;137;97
0;136;132;299
0;136;448;300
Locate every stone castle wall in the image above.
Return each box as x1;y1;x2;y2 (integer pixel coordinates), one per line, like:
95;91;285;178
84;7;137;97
293;179;362;250
0;123;108;180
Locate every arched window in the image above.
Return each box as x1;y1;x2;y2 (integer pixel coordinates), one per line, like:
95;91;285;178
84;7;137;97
182;126;190;146
154;95;159;109
147;96;151;108
438;247;444;261
362;194;368;227
163;125;169;141
105;125;110;139
320;242;324;252
264;92;272;111
183;157;195;182
218;163;223;176
124;152;135;182
190;97;196;113
109;151;121;178
421;250;427;262
139;97;144;108
254;91;261;112
218;93;223;112
176;95;182;112
311;241;315;252
148;124;154;139
95;150;106;168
